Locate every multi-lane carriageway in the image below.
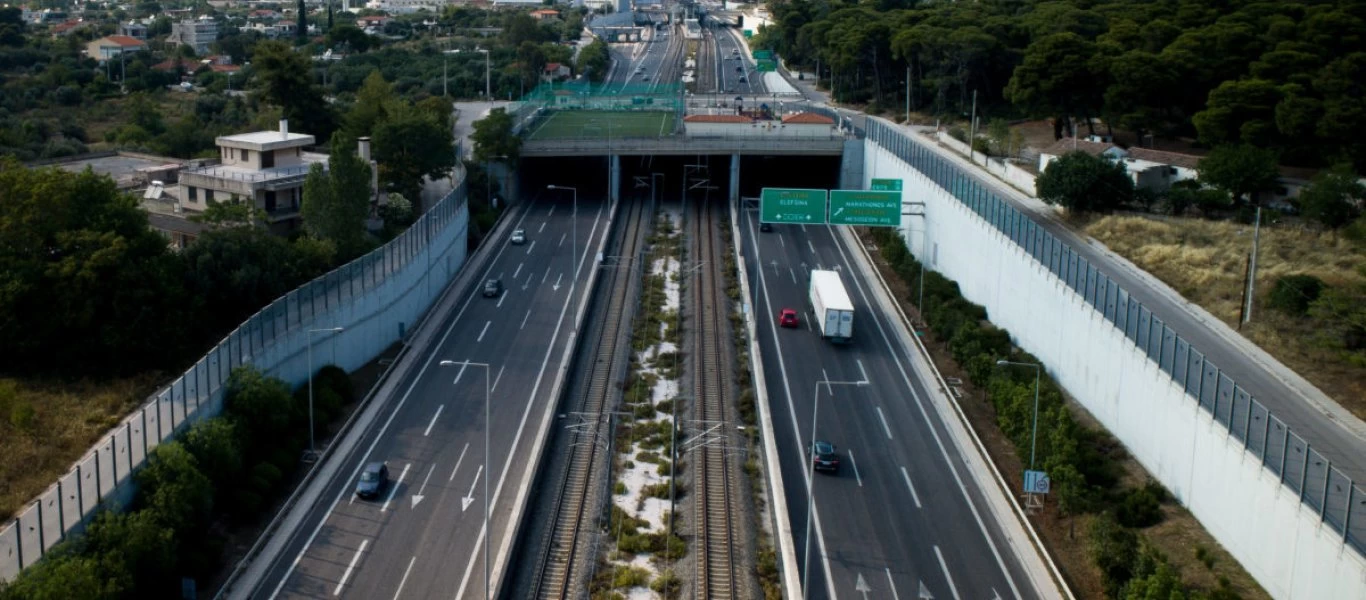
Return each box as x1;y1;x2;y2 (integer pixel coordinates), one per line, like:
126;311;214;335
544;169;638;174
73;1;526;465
242;157;1060;599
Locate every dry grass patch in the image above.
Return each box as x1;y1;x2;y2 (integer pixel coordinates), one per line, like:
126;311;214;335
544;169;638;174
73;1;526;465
1085;214;1366;417
0;374;164;520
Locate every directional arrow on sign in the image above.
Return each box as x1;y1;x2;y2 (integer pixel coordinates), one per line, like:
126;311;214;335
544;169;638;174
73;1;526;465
833;207;845;217
462;464;483;512
411;463;435;508
855;573;872;599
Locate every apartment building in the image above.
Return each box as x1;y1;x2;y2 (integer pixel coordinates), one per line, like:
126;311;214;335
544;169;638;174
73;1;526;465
178;120;324;235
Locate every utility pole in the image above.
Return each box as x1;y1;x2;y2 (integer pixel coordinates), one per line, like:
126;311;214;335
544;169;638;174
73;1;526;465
968;89;977;161
904;65;910;125
1242;206;1262;326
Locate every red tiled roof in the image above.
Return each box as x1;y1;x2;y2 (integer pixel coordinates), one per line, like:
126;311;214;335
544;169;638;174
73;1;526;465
685;114;753;123
51;20;84;33
210;64;241;73
152;57;197;72
781;112;833;125
531;8;558;14
102;35;146;47
544;62;561;72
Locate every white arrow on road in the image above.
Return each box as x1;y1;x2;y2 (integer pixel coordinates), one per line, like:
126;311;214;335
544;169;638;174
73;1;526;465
462;464;483;512
380;463;411;513
411;463;435;508
856;573;872;599
552;273;563;291
918;580;934;599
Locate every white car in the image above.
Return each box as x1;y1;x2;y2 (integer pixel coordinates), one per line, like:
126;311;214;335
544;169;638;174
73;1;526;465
511;228;527;244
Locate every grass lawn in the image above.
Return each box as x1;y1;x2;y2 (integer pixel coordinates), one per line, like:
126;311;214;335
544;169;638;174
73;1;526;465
1085;214;1366;418
525;110;676;140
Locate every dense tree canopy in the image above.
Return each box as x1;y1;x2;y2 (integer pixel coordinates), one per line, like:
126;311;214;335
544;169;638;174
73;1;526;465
757;0;1366;169
1036;151;1134;213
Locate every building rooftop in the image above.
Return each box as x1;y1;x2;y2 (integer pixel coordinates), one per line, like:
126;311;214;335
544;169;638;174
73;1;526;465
685;114;753;123
1125;147;1203;170
1040;137;1120;158
97;35;147;47
217;130;316;150
781;112;834;125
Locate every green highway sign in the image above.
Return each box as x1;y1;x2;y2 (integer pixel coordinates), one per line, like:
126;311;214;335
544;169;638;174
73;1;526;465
829;190;901;226
753;49;773;60
756;59;776;72
743;29;753;38
761;188;827;224
870;178;903;192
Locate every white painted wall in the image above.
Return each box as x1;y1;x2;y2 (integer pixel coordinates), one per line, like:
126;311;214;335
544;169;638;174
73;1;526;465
863;136;1366;600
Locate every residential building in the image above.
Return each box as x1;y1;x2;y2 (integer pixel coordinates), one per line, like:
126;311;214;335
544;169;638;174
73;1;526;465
119;20;147;39
1036;137;1127;173
530;8;559;19
541;62;570;82
1121;147;1203;193
85;35;147;60
177;120;326;235
170;16;219;55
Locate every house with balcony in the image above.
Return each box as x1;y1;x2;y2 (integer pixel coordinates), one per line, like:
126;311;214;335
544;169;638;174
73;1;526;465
86;35;146;61
177;120;325;235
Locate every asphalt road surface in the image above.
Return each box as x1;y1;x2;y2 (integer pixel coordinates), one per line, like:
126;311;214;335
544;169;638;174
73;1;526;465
254;193;612;599
740;207;1043;600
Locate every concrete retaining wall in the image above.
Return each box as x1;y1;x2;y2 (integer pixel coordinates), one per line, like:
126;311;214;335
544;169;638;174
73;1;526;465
0;179;471;584
862;119;1366;600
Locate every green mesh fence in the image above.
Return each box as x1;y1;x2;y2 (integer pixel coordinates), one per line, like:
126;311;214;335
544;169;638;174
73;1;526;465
516;81;684;140
520;81;685;112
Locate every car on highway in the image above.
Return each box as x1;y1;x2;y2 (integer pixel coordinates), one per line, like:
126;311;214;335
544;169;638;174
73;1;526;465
511;228;526;244
760;222;773;232
778;308;799;328
483;278;503;298
355;462;389;499
736;65;743;72
808;441;840;473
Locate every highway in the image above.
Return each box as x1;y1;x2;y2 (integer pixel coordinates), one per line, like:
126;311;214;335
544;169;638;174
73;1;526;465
711;24;765;95
739;207;1045;600
251;189;613;599
605;15;681;93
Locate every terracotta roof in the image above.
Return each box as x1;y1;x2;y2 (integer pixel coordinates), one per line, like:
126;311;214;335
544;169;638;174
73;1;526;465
531;8;559;14
781;112;834;125
544;62;561;72
152;57;197;72
210;64;241;73
1125;147;1202;169
1040;137;1119;158
101;35;147;47
51;20;86;34
685;114;754;124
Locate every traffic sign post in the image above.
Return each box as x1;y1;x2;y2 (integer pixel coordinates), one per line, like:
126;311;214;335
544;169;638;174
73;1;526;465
760;188;827;224
828;190;901;226
870;178;902;192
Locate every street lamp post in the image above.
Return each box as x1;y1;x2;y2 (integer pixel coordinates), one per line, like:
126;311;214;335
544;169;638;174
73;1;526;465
546;185;578;301
305;327;344;457
455;47;491;100
439;359;492;600
997;360;1042;470
802;378;867;600
904;201;927;311
443;49;458;97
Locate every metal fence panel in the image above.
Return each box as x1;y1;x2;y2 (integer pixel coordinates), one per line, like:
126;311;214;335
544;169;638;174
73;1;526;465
1247;397;1269;454
1173;337;1190;389
1159;324;1176;374
1126;297;1141;342
1347;485;1366;553
1283;432;1309;495
1215;372;1235;428
1264;417;1289;478
1137;306;1151;351
1305;447;1330;513
1104;277;1119;324
1324;467;1352;535
1085;263;1099;308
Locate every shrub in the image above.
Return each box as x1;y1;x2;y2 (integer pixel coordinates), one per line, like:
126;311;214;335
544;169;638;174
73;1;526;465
1116;483;1164;528
1089;512;1139;597
1268;274;1325;317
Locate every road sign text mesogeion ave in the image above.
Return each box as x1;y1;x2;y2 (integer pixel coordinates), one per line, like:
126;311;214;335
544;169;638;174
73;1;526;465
828;190;901;226
760;188;827;224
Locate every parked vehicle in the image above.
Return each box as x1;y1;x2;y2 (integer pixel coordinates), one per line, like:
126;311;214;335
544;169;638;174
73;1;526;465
809;269;854;342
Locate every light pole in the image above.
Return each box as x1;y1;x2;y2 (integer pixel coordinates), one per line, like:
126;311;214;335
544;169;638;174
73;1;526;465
546;185;578;299
904;201;926;311
455;47;491;100
439;359;492;600
997;360;1042;471
305;327;344;457
802;378;867;600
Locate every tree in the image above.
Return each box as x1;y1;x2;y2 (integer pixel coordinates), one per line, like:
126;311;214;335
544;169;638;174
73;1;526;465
327;24;372;54
1005;33;1104;137
372;102;456;200
470;107;521;163
224;366;299;445
182;418;244;493
576;39;610;82
1035;151;1133;213
1300;166;1366;230
342;69;393;141
182;225;304;333
1197;144;1280;205
136;442;214;533
1192;79;1282;147
250;40;336;141
301;136;374;259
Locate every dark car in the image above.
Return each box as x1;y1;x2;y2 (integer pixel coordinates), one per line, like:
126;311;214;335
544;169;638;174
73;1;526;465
483;278;502;298
355;462;389;499
736;65;743;72
807;441;840;473
760;222;773;232
779;308;799;328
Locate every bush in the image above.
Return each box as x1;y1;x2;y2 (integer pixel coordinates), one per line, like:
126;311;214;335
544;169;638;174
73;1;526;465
1116;482;1165;528
1089;512;1139;597
1268;274;1326;317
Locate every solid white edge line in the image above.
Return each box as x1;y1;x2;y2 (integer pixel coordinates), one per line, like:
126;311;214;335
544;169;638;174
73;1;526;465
520;309;532;330
886;567;901;600
333;539;368;596
449;443;468;482
900;466;922;509
424;405;444;437
934;545;962;600
847;449;862;487
391;556;417;600
876;406;894;440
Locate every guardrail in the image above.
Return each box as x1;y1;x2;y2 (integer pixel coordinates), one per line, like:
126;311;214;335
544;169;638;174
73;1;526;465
864;118;1366;558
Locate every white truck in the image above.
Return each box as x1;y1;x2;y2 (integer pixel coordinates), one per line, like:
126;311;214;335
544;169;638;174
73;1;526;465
809;269;854;342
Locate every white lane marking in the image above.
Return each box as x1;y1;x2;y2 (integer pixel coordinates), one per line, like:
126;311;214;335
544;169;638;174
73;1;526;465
525;240;536;255
521;309;532;330
804;311;813;332
411;463;435;508
934;545;962;600
538;221;546;233
542;266;552;283
901;466;922;509
477;320;491;342
876;407;894;439
857;359;869;383
424;405;444;437
886;568;901;600
492;365;505;393
333;539;368;596
380;463;411;512
392;556;417;600
847;449;862;487
461;464;483;511
778;233;785;248
547;205;555;217
450;361;469;385
450;443;469;482
789;267;797;284
455;192;610;600
496;291;508;308
827;224;1024;599
808;240;816;254
558;232;566;247
268;201;543;598
513;263;523;279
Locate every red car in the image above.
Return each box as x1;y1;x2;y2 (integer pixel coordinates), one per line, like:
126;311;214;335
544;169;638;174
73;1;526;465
778;308;799;328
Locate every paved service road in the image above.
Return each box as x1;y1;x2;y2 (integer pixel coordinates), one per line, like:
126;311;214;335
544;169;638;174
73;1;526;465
255;194;612;599
740;207;1049;600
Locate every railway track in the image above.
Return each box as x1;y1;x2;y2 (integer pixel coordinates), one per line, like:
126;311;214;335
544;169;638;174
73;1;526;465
530;196;651;600
689;197;737;599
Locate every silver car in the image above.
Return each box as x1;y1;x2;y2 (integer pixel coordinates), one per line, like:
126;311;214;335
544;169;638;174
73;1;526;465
511;228;527;244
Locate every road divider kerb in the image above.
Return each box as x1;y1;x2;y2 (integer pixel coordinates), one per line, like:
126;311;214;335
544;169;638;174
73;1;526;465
838;224;1073;600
